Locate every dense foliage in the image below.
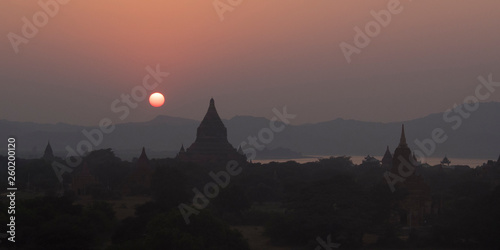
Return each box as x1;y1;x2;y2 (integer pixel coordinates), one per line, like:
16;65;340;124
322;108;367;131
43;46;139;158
1;153;499;249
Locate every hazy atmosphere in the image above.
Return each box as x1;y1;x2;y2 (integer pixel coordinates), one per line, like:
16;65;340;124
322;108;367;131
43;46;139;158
2;0;500;125
1;1;500;249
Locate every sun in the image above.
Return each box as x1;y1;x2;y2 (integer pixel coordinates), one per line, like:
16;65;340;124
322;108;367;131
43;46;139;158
149;92;165;107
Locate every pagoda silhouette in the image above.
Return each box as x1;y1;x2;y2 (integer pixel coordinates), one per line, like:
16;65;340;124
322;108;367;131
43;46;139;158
176;98;246;164
440;155;451;166
389;125;432;228
43;141;54;162
122;147;152;194
381;146;393;169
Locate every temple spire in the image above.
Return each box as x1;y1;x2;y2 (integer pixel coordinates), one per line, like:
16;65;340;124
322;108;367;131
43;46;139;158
205;98;220;122
399;124;407;146
177;98;247;164
383;146;392;158
138;147;148;162
381;145;393;168
196;98;227;141
140;147;146;157
43;141;54;160
206;98;219;119
441;155;451;166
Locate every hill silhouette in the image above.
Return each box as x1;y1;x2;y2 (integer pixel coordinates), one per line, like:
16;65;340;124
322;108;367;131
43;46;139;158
1;102;499;160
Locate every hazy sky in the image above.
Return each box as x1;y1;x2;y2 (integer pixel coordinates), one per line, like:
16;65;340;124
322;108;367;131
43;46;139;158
1;0;499;125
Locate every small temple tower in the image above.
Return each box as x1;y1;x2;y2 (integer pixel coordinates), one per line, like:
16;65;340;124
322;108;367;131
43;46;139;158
391;125;412;172
177;144;185;157
177;98;247;164
381;146;393;169
440;155;451;166
43;141;54;161
133;147;152;187
123;147;153;194
389;125;432;228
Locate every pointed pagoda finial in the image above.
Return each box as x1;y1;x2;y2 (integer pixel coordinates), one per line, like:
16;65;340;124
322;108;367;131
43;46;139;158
381;145;393;165
180;144;185;152
137;147;149;163
204;98;219;119
139;147;148;159
399;124;407;146
383;145;392;157
43;140;54;160
441;155;451;165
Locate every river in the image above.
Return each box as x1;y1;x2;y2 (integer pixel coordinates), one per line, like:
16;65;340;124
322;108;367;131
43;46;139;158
254;155;491;168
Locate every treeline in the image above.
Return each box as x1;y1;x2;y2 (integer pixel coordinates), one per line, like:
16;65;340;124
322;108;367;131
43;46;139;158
1;152;499;249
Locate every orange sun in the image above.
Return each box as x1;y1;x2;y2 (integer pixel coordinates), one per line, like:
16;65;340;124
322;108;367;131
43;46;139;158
149;92;165;107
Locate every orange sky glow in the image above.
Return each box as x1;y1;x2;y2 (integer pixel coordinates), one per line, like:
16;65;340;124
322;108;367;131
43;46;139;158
1;0;499;125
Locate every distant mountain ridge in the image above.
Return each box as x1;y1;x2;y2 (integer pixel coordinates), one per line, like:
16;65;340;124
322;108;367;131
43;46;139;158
1;102;499;161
